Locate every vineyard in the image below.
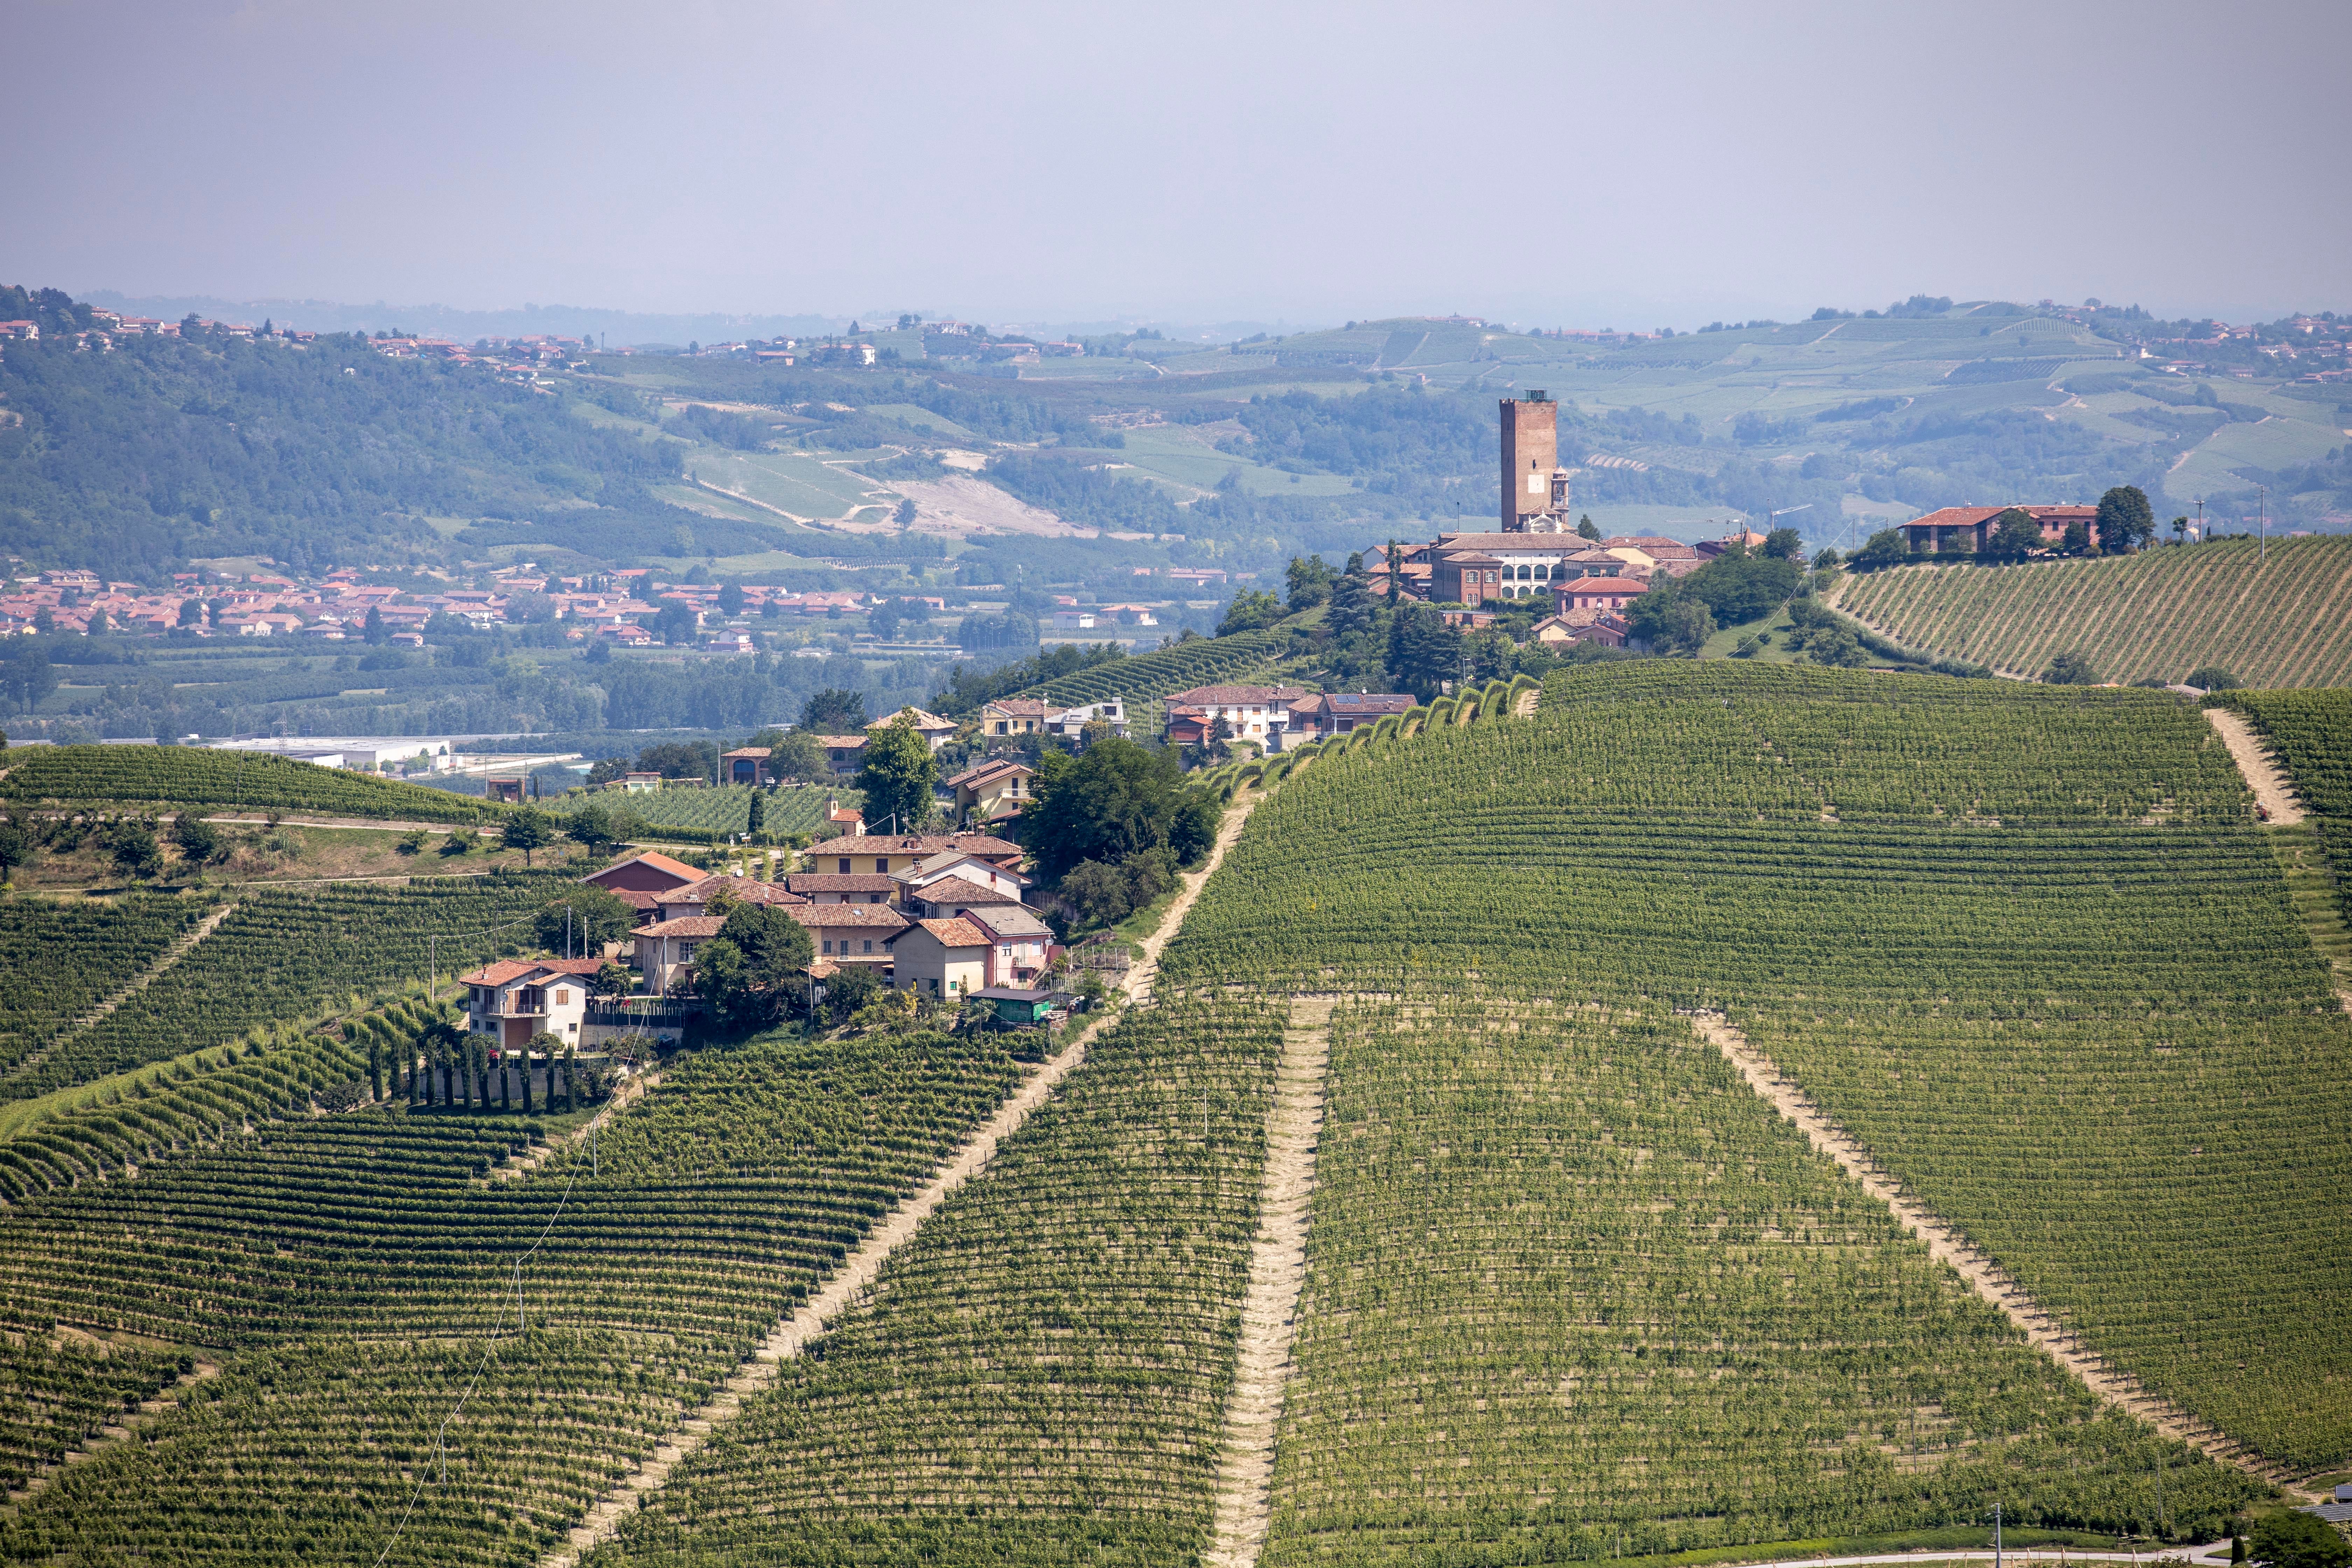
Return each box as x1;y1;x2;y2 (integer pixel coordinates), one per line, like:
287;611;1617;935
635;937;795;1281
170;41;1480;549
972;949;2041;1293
1830;535;2352;686
589;997;1284;1567
0;744;505;824
1019;627;1292;714
0;874;568;1105
1262;996;2258;1567
2221;689;2352;820
1167;663;2352;1484
0;896;204;1080
553;783;853;842
0;1027;1028;1565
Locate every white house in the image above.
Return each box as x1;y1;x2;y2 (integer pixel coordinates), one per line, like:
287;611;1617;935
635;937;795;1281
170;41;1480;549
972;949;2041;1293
891;849;1031;904
459;958;602;1048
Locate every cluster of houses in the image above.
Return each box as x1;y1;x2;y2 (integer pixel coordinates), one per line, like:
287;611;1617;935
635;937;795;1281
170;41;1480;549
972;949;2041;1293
0;562;919;644
1368;527;1767;648
459;822;1067;1042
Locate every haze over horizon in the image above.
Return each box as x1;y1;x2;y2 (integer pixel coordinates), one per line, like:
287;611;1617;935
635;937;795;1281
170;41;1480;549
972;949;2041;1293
5;0;2350;330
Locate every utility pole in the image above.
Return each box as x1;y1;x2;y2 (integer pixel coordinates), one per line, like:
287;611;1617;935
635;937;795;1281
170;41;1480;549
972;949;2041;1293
1995;1500;2003;1568
429;933;435;1005
2258;484;2268;564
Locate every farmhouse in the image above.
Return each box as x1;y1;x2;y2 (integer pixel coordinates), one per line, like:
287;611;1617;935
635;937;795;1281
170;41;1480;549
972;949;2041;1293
787;902;911;969
1901;505;2098;553
812;833;1024;877
979;698;1051;737
784;873;898;905
584;849;706;897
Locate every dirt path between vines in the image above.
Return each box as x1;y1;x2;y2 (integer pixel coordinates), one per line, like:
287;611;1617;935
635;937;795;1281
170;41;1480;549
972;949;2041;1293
0;902;237;1097
2204;708;2306;824
1686;1009;2314;1500
541;786;1266;1567
1204;993;1334;1568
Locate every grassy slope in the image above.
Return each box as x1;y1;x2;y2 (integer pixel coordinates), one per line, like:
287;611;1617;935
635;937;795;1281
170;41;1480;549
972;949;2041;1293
1832;535;2352;685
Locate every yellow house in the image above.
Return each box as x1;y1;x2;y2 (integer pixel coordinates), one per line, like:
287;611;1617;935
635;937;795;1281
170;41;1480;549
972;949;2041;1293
945;758;1035;829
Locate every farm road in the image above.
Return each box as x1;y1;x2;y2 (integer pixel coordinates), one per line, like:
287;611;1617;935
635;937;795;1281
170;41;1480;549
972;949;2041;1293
2202;708;2306;823
540;783;1267;1567
1204;992;1334;1568
1687;1010;2315;1500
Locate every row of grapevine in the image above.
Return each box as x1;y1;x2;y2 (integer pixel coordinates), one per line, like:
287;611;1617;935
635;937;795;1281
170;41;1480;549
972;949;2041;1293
0;995;453;1203
0;1028;1031;1566
1164;662;2352;1481
2221;690;2352;820
1834;536;2352;687
0;873;570;1104
551;783;854;841
1263;997;2259;1566
1021;626;1290;710
0;896;204;1080
586;997;1286;1567
0;745;506;824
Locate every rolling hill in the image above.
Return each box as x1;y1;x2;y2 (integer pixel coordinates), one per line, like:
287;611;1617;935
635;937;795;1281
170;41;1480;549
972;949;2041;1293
9;664;2345;1568
1831;534;2352;686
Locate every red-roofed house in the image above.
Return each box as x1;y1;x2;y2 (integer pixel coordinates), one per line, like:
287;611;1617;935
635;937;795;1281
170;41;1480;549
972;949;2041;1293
785;902;910;969
584;850;706;896
1553;576;1648;615
1899;505;2099;554
1162;685;1316;750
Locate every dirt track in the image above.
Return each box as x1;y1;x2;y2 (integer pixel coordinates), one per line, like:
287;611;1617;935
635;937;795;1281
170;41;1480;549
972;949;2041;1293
1686;1009;2311;1499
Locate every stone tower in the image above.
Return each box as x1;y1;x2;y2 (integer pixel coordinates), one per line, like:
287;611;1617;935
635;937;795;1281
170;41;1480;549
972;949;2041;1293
1500;392;1559;531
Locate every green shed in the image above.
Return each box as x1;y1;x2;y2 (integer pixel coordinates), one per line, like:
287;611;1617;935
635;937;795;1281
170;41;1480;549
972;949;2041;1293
974;986;1055;1025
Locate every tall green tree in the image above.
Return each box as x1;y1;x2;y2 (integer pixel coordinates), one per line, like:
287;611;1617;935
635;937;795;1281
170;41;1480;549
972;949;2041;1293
1987;507;2044;558
2249;1512;2351;1568
855;714;937;835
501;807;555;867
1385;602;1460;699
1021;736;1213;881
693;901;814;1033
2095;485;2155;554
534;885;637;956
801;688;867;734
1285;554;1336;610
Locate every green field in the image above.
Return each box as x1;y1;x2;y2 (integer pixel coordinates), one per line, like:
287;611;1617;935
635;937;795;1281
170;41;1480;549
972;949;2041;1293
682;448;888;520
1833;535;2352;685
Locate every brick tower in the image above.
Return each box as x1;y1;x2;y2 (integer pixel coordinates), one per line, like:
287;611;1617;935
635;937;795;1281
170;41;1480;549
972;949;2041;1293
1500;392;1558;531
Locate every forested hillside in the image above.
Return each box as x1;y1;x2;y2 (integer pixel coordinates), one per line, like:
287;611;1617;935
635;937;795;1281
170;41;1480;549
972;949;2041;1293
0;290;712;575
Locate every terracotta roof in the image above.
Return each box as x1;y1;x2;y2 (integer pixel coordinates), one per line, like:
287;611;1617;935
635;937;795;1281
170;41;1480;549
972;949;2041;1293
720;747;770;759
785;873;897;894
608;888;661;911
899;849;1031;884
1430;533;1593;551
968;905;1052;940
913;875;1017;906
665;874;806;907
1557;576;1649;596
584;850;705;887
853;833;1023;860
982;698;1050;718
1164;685;1316;706
886;917;990;948
814;734;868;748
638;916;728;937
456;957;606;985
1323;693;1414;714
946;758;1033;788
785;903;911;930
867;706;957;732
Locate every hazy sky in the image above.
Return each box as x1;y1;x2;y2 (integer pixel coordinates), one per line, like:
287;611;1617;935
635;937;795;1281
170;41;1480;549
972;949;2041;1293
7;0;2347;329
